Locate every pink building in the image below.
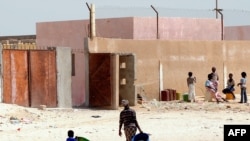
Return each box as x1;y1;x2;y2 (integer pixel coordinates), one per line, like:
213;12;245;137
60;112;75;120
36;17;221;107
225;26;250;40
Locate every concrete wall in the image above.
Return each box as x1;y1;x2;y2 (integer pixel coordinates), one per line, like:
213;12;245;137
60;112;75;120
36;20;87;107
133;17;221;40
56;47;72;108
0;44;2;102
36;17;221;105
225;26;250;40
119;54;136;105
88;37;250;100
95;17;134;39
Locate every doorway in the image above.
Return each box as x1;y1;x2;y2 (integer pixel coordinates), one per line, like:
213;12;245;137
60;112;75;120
88;53;136;108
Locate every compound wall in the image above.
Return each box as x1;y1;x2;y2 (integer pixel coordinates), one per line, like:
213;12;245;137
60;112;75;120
225;26;250;40
88;37;250;100
36;17;221;105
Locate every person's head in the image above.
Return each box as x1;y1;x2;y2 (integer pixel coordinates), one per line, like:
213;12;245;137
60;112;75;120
68;130;74;138
229;73;233;78
121;99;129;108
212;67;216;72
241;72;247;78
188;72;193;77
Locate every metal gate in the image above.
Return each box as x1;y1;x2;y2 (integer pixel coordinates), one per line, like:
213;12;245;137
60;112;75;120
89;53;112;107
3;50;29;106
2;49;57;107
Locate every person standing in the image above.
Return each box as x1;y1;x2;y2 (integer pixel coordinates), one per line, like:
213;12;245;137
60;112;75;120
237;72;248;103
210;67;219;91
187;72;196;102
119;100;143;141
211;67;219;81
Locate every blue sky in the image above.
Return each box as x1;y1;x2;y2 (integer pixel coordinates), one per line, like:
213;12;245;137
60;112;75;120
0;0;250;36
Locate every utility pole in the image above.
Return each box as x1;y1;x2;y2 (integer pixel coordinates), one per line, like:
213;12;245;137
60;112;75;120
215;0;218;19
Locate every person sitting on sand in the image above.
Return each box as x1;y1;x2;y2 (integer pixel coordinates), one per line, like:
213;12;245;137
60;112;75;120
205;73;228;104
222;73;236;99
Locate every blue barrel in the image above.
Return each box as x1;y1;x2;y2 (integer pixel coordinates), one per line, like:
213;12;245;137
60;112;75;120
132;133;149;141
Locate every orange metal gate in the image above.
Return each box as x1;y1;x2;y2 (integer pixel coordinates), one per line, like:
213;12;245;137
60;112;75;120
3;50;29;107
2;49;57;107
29;50;57;107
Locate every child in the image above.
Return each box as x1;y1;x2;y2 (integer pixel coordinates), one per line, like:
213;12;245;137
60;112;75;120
205;73;228;104
66;130;76;141
187;72;196;102
237;72;248;103
222;73;236;99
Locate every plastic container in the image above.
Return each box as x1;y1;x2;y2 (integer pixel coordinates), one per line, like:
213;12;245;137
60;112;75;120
183;94;189;102
226;93;234;100
176;93;182;100
132;133;149;141
75;136;90;141
161;90;170;101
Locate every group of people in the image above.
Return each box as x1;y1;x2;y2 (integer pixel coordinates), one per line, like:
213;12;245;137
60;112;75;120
66;67;248;141
187;66;248;104
66;99;145;141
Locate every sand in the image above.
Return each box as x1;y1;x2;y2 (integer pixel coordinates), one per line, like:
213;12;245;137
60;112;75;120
0;95;250;141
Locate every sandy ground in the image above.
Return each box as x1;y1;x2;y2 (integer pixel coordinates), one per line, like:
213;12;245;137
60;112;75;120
0;94;250;141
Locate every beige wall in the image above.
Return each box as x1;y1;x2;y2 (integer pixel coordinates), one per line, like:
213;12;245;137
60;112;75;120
88;37;250;100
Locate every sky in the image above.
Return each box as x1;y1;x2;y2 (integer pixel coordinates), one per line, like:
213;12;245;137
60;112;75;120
0;0;250;36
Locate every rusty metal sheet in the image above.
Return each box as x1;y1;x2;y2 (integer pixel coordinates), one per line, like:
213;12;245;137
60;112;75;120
3;50;29;107
89;53;112;107
29;50;57;108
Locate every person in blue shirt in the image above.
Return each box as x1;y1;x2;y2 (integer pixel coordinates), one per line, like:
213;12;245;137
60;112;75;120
66;130;76;141
237;72;248;103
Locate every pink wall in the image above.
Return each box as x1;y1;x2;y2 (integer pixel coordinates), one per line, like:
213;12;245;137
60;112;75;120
225;26;250;40
36;20;88;106
36;17;222;106
95;17;134;39
133;17;221;40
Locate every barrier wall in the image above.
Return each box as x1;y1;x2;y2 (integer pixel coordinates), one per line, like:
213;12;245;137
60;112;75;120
88;37;250;100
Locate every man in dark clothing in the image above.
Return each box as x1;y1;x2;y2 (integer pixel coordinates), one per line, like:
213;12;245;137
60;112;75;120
119;100;143;141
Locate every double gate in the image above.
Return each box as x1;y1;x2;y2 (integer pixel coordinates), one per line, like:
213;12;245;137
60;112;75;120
2;49;57;107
